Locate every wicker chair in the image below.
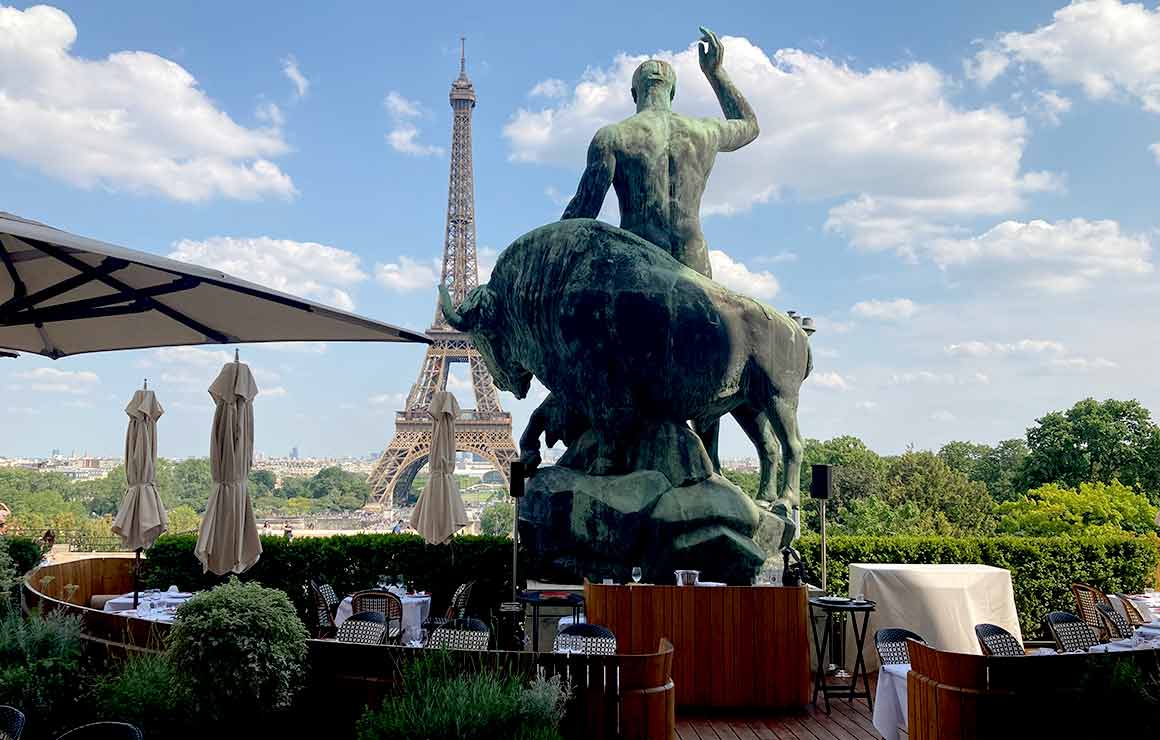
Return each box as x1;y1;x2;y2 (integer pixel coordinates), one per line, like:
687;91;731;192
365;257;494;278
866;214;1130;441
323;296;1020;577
1096;602;1133;640
874;628;925;666
423;581;475;633
1070;583;1113;640
336;615;388;645
553;623;617;655
317;582;340;611
1046;611;1099;653
310;581;337;639
0;705;25;739
350;590;404;644
427;617;490;651
54;723;143;740
974;623;1024;657
1115;593;1150;627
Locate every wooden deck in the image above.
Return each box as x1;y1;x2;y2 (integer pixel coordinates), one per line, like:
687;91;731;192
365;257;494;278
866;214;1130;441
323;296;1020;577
677;697;882;740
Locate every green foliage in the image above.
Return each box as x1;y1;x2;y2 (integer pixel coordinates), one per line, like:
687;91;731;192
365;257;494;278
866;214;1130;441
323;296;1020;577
799;534;1159;638
88;653;189;736
4;537;42;578
142;533;520;627
0;610;83;736
799;436;888;528
479;500;515;537
165;578;307;721
166;505;201;534
355;652;569;740
829;496;937;536
722;468;759;499
998;480;1158;536
878;451;995;535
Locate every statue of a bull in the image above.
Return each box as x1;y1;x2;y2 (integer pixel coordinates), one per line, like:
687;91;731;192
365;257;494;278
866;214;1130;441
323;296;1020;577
440;218;812;510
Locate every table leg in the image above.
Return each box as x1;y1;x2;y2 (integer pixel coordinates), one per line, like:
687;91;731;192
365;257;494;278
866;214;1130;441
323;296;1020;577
531;604;540;652
810;607;833;714
851;611;873;709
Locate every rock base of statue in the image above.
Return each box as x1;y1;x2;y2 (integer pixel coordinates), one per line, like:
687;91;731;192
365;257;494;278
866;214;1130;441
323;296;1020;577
519;423;797;585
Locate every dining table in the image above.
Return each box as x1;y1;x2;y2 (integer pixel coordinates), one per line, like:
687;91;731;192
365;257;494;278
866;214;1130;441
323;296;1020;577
336;590;432;644
872;663;909;740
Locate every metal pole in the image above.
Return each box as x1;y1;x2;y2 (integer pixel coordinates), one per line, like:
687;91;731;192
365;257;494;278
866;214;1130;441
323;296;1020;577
820;499;828;594
512;497;519;602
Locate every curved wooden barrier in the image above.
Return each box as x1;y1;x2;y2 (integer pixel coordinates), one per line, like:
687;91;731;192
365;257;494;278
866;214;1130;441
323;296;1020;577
306;637;676;740
907;639;1160;737
21;557;170;654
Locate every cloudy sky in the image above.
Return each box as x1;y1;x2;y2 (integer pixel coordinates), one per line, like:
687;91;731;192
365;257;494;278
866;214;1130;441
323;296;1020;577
1;0;1157;460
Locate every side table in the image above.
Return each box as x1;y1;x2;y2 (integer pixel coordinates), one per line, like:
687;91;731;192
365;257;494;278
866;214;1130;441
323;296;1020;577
808;596;876;713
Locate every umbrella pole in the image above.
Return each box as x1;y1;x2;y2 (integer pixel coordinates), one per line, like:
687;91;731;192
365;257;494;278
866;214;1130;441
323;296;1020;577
510;461;525;602
133;548;142;609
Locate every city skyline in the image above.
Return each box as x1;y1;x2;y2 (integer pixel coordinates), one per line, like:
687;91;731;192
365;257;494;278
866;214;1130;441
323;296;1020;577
0;1;1157;462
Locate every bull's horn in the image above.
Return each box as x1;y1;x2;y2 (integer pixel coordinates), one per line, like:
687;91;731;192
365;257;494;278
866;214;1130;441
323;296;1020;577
439;285;466;330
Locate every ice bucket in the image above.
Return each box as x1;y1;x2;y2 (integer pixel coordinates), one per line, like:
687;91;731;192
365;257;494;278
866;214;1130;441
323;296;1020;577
674;569;700;586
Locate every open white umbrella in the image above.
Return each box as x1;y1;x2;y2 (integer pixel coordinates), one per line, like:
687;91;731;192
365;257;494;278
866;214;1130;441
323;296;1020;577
112;383;168;606
410;391;469;545
195;355;262;575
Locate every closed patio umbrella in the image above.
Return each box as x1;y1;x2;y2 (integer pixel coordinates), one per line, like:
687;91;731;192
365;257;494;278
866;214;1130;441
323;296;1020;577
410;391;469;545
112;383;167;606
195;355;261;575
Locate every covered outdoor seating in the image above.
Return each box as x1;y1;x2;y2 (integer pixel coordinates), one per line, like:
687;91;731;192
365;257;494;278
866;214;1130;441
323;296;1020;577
421;580;474;633
1070;582;1114;640
335;617;389;645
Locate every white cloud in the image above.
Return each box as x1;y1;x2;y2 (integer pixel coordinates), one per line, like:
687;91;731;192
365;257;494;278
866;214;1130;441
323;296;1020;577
929;218;1153;293
930;410;957;422
529;78;567;98
708;250;780;299
973;0;1160;112
503;36;1046;254
169;236;367;311
9;367;99;394
808;371;850;391
255;102;285;127
850;298;917;321
891;371;988;386
261;386;288;398
477;246;499;283
383;91;443;157
758;250;798;264
282;55;309;98
1033;90;1072;126
446;371;473;392
370;392;406;406
152;346;232;368
1047;356;1118;371
963;48;1009;85
0;5;295;201
855;400;878;410
374;256;439;292
945;339;1065;357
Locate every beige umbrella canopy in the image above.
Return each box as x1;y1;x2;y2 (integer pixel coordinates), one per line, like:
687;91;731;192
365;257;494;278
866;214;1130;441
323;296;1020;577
410;391;469;545
195;358;262;575
111;387;168;550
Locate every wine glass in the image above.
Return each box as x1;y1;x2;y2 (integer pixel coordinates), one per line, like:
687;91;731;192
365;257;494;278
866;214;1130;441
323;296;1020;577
395;574;406;593
631;567;643;584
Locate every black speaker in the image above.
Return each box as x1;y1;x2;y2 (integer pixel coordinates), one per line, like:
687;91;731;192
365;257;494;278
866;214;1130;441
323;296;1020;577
810;464;833;499
509;461;526;498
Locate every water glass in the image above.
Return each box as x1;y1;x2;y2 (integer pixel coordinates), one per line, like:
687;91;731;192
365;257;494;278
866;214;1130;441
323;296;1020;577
396;574;405;590
631;567;643;584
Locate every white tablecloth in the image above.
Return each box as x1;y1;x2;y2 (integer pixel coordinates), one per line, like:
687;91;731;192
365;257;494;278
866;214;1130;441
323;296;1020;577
103;590;192;613
1112;593;1158;623
337;593;432;643
848;563;1022;672
872;663;909;740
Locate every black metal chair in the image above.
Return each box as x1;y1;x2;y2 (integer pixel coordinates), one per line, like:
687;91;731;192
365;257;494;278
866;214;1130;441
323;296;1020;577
1070;583;1113;641
55;723;142;740
553;622;617;655
1046;611;1099;653
974;623;1024;657
427;617;490;651
0;705;25;739
423;581;475;632
350;590;404;644
874;628;924;666
1115;593;1150;627
335;615;388;645
1096;602;1133;640
317;582;340;611
310;581;337;639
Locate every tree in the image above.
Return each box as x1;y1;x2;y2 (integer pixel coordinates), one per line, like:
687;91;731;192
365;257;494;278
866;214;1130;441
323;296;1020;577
998;480;1158;536
831;496;943;536
722;468;759;499
937;441;990;479
167;505;201;534
975;439;1029;503
799;436;889;528
479;500;514;537
1022;398;1160;500
881;450;995;535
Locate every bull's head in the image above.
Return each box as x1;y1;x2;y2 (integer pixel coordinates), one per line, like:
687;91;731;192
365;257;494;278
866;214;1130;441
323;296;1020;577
440;285;534;398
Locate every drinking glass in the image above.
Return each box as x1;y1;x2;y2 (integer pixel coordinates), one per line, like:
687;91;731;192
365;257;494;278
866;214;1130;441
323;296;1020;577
631;567;643;584
396;574;406;591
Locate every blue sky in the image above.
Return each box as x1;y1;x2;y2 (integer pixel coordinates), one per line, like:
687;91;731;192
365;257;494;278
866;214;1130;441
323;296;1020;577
1;0;1158;461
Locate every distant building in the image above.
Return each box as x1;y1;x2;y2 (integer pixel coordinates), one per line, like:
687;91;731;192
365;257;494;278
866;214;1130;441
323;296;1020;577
290;446;299;460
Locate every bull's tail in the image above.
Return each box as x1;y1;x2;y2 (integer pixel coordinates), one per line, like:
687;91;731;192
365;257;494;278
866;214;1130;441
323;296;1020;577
804;342;813;381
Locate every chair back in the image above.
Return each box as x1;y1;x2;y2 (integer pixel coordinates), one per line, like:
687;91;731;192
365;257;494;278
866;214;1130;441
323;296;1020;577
54;723;143;740
553;622;617;655
0;705;25;739
445;580;475;619
1070;583;1112;638
974;623;1024;657
1095;602;1132;640
874;627;924;665
336;617;387;645
351;590;404;641
310;581;336;638
1114;593;1149;627
1046;611;1099;653
428;617;490;651
318;582;339;610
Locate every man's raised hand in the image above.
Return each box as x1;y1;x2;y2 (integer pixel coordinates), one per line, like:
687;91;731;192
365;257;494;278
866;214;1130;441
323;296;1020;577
699;26;723;76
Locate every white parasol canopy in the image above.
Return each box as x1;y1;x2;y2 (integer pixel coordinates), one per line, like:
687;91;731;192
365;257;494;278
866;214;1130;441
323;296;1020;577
194;359;262;575
410;391;469;545
111;388;168;550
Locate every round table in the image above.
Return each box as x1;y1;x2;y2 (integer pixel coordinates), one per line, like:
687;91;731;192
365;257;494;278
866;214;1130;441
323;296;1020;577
336;593;432;644
517;591;584;652
808;596;876;714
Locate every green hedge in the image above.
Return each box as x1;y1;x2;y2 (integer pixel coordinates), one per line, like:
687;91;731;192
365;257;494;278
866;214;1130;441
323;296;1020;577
5;537;42;577
141;533;520;631
798;534;1160;639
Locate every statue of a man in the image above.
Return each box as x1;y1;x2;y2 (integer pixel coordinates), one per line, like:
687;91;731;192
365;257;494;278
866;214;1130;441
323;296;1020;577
561;27;759;278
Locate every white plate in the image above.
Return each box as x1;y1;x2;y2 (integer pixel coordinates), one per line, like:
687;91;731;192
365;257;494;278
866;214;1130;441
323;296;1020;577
818;596;851;604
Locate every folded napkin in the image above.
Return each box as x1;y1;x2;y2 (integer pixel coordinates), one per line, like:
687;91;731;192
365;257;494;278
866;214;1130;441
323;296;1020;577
1030;647;1057;656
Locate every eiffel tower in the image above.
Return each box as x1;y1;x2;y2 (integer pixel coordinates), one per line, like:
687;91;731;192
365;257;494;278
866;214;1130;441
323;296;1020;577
369;40;518;506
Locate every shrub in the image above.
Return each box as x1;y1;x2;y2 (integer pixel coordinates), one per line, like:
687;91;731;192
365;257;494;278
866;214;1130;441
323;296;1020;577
142;533;519;628
0;610;83;736
165;578;307;721
88;653;189;736
4;537;43;578
799;534;1159;638
355;652;569;740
